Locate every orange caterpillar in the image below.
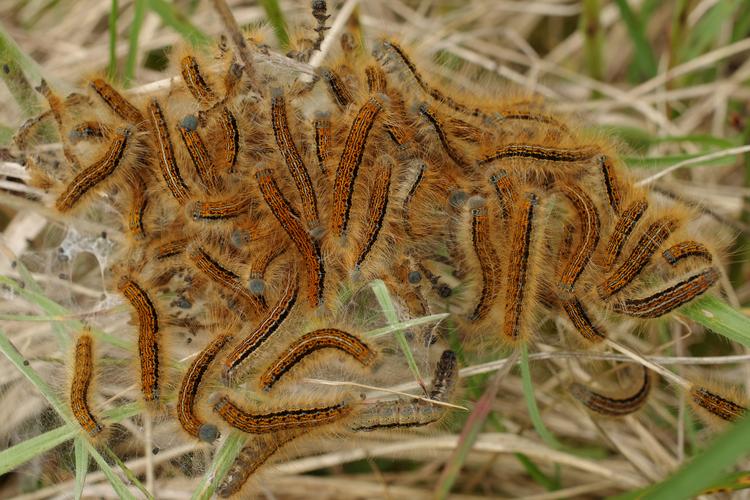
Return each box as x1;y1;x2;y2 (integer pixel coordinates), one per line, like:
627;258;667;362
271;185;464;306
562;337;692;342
13;1;743;496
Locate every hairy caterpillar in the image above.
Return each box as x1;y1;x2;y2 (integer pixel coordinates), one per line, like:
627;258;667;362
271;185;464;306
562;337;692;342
6;2;743;498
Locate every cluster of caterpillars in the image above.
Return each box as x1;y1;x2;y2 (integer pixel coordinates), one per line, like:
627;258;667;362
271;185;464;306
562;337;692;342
15;1;746;495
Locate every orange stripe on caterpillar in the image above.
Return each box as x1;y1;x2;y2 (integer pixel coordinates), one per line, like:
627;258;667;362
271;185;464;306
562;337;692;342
189;191;255;221
186;244;267;315
127;176;149;239
223;273;298;383
384;121;411;147
613;267;719;318
557;185;600;292
478;144;600;166
177;333;233;442
256;169;325;307
314;112;331;175
320;67;354;108
418;103;468;168
117;276;160;402
217;107;240;173
599;156;623;213
468;198;501;321
70;331;103;436
447;117;482;143
570;367;651;416
271;88;319;224
331;96;383;237
55;128;131;212
217;432;301;497
354;159;392;269
599;217;679;298
689;386;746;423
502;192;539;342
488;170;517;219
561;297;606;343
214;396;353;433
181;55;218;106
147;98;191;204
603;199;648;268
177;115;221;193
401;161;425;238
90;78;145;125
663;240;713;266
259;328;375;391
380;40;485;118
154;237;189;260
365;64;387;93
498;111;571;135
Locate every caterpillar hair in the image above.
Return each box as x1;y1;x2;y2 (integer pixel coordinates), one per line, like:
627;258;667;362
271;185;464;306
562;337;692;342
259;328;376;391
69;330;103;436
570;366;652;416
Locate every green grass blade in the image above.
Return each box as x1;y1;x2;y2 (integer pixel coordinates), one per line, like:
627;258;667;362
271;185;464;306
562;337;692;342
615;471;750;499
680;0;740;63
613;0;657;79
3;246;74;347
644;134;738;148
434;398;488;499
86;445;136;500
0;328;138;497
625;152;738;169
191;431;247;500
520;344;564;449
445;321;559;490
147;0;210;46
124;0;146;86
731;2;750;41
366;313;449;339
730;115;750;285
612;414;750;499
581;0;604;84
0;328;71;418
108;0;119;81
514;452;560;491
260;0;290;49
434;350;519;499
74;437;89;499
0;403;141;475
0;124;14;145
666;0;690;96
0;21;43;116
0;274;129;349
680;296;750;349
597;126;740;151
370;279;424;387
103;447;154;500
0;425;75;474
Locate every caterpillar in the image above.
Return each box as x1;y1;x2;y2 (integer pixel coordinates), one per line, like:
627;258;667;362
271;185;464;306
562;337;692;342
8;2;740;498
69;330;103;436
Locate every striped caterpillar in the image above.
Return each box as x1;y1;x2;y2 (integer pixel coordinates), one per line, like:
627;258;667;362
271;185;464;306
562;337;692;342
9;1;743;497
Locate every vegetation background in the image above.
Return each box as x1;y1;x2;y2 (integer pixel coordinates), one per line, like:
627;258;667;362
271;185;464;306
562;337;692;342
1;0;750;498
